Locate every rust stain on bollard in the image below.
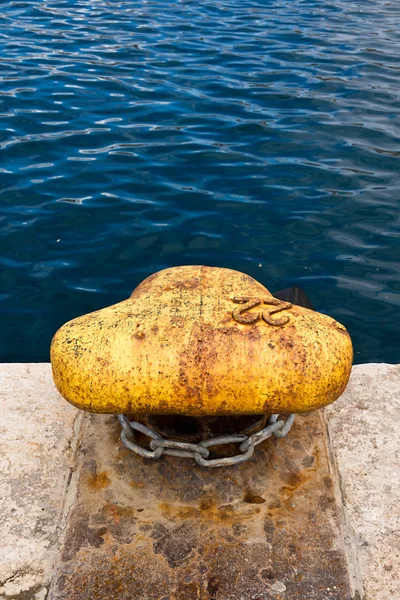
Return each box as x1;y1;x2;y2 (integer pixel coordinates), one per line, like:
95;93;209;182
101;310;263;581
51;266;353;416
49;412;353;600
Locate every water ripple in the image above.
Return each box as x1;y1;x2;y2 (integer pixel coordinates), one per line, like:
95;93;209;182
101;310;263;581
1;0;400;362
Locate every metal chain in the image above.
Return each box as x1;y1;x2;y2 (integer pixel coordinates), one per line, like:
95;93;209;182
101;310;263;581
117;412;295;468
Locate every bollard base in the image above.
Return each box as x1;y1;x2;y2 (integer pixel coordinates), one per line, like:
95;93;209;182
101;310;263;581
140;413;268;442
49;411;352;600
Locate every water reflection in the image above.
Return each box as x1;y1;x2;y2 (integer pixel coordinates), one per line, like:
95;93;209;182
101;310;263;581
0;0;400;362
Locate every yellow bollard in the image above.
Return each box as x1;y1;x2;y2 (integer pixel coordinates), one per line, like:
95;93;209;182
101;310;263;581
51;266;353;416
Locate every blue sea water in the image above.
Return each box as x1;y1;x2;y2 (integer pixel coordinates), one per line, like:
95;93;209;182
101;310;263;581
0;0;400;363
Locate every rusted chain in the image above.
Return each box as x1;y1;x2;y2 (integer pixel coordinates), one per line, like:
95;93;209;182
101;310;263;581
117;412;295;468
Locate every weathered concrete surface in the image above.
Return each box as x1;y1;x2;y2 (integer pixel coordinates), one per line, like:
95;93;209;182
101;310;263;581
0;364;84;600
0;364;399;600
325;363;400;600
48;411;352;600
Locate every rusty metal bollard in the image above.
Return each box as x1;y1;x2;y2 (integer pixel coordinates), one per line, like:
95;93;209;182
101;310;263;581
50;266;353;466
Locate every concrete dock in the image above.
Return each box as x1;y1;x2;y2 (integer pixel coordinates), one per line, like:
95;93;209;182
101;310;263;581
1;364;399;600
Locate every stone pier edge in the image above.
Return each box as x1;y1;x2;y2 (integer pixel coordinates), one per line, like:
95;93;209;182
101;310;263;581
0;363;399;600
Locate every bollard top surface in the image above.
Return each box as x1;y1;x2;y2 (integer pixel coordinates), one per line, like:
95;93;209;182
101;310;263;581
51;266;353;415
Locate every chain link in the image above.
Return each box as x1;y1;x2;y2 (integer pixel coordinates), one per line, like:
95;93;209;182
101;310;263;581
117;412;295;468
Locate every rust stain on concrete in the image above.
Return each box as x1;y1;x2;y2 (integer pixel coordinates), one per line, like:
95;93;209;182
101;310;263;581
87;471;111;490
49;412;353;600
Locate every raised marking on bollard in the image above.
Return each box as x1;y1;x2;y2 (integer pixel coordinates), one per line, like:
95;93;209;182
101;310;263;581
232;296;293;327
232;297;261;324
262;298;292;327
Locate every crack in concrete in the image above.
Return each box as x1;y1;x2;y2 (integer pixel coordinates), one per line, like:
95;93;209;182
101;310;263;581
43;412;88;600
323;411;365;600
